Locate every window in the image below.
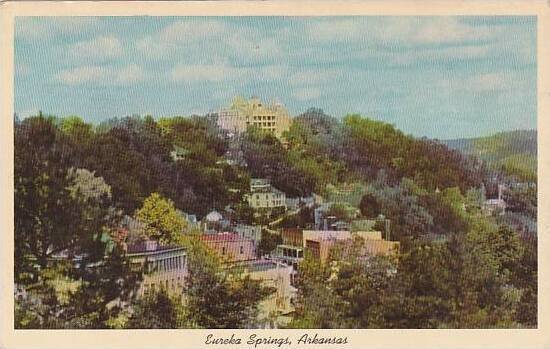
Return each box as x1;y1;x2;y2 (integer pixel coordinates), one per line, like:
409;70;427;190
222;247;226;255
240;246;244;254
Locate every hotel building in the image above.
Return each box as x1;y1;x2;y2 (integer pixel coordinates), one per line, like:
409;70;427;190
214;96;291;139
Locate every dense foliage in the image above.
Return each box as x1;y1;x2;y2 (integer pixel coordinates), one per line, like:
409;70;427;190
14;109;537;329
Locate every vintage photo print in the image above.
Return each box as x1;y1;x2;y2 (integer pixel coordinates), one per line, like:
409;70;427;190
1;1;549;348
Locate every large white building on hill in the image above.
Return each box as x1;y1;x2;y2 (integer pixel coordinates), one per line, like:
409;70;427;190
213;96;291;139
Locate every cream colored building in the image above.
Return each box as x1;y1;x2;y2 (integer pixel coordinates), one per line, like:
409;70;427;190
230;260;295;328
127;240;188;297
246;178;287;210
215;96;291;139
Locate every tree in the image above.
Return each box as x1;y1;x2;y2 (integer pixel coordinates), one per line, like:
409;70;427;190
359;193;381;218
183;236;272;328
288;251;346;328
125;289;191;329
14;160;142;328
503;186;537;220
15;116;79;278
135;193;187;245
365;181;433;241
257;230;282;257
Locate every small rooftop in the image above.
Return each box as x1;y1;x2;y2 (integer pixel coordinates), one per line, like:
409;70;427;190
127;241;184;255
230;259;291;274
200;232;253;242
205;210;223;222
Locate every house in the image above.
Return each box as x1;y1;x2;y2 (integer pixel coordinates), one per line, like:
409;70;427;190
273;228;305;271
229;259;296;328
482;184;507;216
305;232;399;264
170;145;190;161
273;245;303;277
245;179;287;211
234;224;262;246
202;210;231;233
177;210;199;230
199;232;256;263
126;240;188;297
302;230;352;247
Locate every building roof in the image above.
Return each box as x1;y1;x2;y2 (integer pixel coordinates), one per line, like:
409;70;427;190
199;232;252;242
230;259;292;273
126;242;184;255
485;199;506;205
205;210;223;222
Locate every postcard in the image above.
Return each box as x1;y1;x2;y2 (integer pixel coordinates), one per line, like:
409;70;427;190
0;1;549;348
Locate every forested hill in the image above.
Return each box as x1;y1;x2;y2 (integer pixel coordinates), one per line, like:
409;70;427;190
444;130;537;181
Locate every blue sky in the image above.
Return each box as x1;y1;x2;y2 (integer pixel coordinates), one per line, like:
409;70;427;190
15;16;536;139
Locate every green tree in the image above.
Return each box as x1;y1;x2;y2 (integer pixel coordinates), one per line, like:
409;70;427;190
183;236;272;328
125;289;191;329
135;193;187;245
289;251;346;328
257;229;282;257
359;193;381;218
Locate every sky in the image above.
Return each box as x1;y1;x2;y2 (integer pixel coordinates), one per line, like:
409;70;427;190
14;16;536;139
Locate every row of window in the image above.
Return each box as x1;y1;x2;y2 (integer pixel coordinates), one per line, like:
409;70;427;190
253;121;275;127
253;200;285;207
146;255;186;273
279;248;304;258
253;115;276;121
253;193;283;199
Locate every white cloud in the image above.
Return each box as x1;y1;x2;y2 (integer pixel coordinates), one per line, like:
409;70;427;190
306;18;367;42
257;65;288;81
136;19;287;65
67;36;124;62
307;17;501;45
16;17;101;40
170;64;246;82
161;20;227;42
137;20;228;58
435;72;524;94
288;69;340;85
293;87;322;101
18;108;41;119
381;17;498;45
170;63;287;83
16;63;30;76
225;35;283;62
469;73;511;92
56;64;145;86
381;44;494;66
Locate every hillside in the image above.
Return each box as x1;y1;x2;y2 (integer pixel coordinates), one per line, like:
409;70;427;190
444;130;537;181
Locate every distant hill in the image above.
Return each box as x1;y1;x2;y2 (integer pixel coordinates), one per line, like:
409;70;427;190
444;130;537;181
